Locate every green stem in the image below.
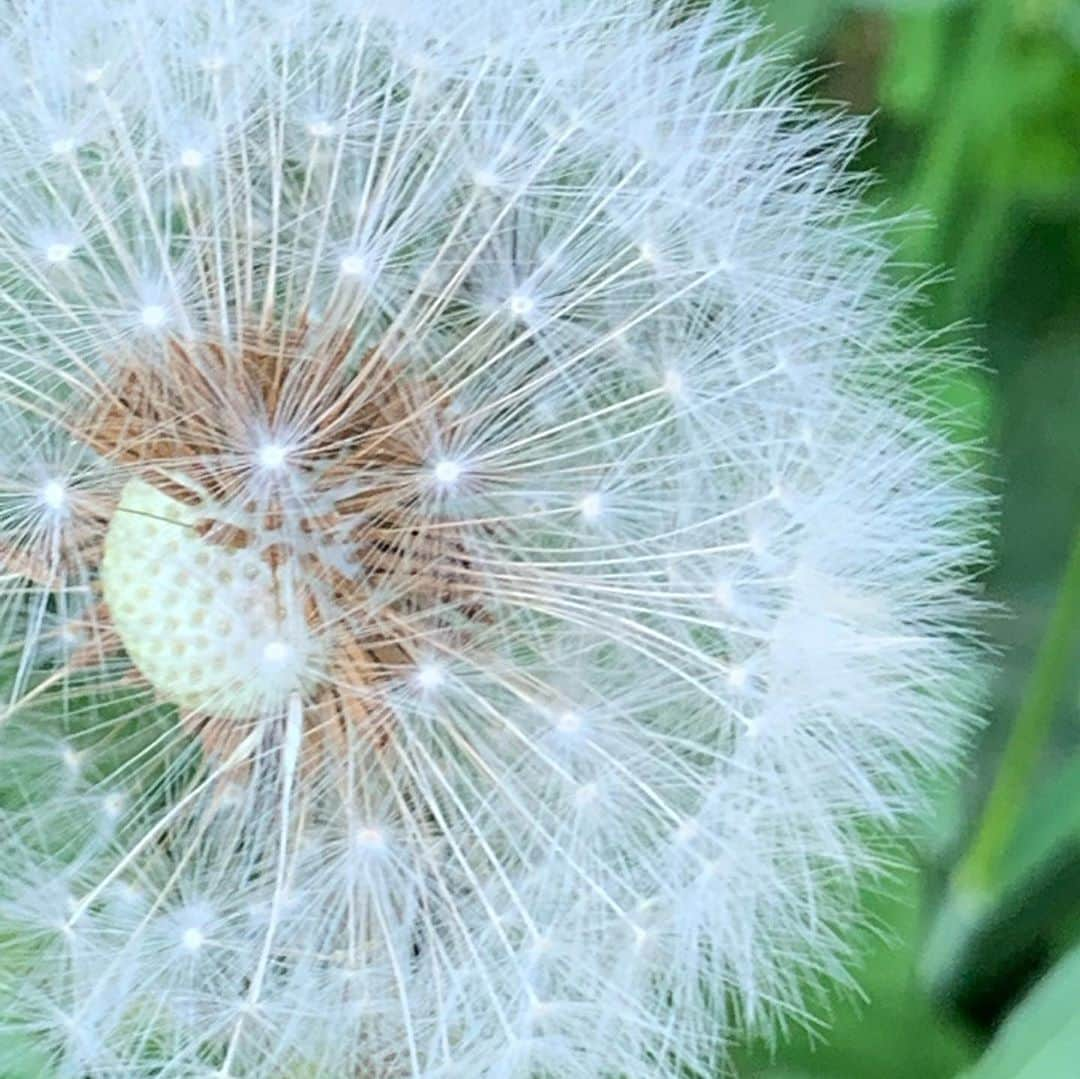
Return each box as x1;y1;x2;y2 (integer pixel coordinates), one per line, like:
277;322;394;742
946;179;1012;320
956;522;1080;899
901;0;1013;266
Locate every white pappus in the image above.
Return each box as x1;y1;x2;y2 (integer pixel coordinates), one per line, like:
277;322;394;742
0;1;986;1077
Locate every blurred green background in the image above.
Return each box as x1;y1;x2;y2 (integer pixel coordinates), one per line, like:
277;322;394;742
734;1;1080;1077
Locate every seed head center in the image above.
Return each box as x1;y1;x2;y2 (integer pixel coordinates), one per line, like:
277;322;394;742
100;479;313;719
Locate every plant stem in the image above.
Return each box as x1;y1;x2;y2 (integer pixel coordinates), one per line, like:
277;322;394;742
956;522;1080;899
923;523;1080;998
901;0;1013;266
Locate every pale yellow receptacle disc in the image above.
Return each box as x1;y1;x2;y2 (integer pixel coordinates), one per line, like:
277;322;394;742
101;479;313;718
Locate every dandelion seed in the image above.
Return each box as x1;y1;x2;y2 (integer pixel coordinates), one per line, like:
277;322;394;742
40;480;66;511
180;927;204;952
415;661;445;691
256;443;288;470
432;458;463;487
554;710;584;735
139;304;168;331
662;368;684;398
508;292;535;319
45;242;74;264
579;492;604;521
339;254;367;278
355;827;386;852
261;641;290;665
60;746;80;775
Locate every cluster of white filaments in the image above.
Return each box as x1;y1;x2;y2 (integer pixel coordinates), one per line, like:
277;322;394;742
0;1;983;1077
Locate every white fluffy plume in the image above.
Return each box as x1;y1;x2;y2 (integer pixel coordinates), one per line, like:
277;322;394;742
0;1;984;1076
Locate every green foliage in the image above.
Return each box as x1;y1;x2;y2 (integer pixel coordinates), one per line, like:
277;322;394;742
962;945;1080;1079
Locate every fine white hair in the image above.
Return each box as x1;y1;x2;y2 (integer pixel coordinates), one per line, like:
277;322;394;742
0;1;985;1076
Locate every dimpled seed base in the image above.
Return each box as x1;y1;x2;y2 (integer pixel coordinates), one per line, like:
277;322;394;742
101;479;310;718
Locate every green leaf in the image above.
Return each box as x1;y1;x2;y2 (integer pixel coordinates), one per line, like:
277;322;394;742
963;944;1080;1079
999;753;1080;892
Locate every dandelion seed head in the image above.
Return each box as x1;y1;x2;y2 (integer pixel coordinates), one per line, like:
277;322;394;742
0;0;987;1075
100;480;315;717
